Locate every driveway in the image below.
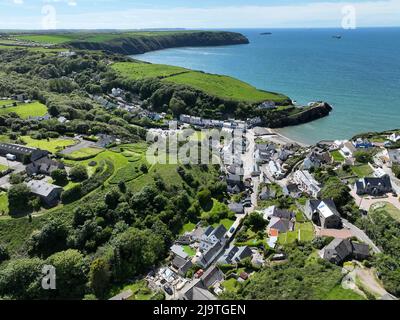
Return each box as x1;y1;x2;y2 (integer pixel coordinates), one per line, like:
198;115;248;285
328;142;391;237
350;186;400;211
60;139;96;155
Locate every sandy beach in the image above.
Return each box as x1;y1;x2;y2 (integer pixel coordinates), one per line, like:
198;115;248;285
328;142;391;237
253;127;310;147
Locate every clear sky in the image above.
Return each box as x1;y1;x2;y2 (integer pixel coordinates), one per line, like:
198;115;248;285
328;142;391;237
1;0;399;29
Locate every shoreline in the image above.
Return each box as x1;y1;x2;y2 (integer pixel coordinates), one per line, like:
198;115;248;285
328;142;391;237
253;127;310;147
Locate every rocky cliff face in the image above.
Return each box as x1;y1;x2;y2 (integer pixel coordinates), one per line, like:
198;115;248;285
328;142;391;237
270;103;333;128
66;31;249;55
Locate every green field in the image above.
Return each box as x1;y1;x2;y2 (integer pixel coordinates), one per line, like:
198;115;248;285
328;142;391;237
112;61;288;103
14;34;76;44
0;164;8;172
21;136;76;153
109;280;156;301
213;218;235;231
0;192;9;215
65;147;104;160
112;62;189;80
0;99;17;107
0;101;47;119
180;222;196;235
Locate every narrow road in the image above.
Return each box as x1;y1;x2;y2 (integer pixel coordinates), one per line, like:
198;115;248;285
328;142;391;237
342;218;381;254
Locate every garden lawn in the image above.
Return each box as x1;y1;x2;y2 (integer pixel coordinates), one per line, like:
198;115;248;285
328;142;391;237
371;202;400;222
0;164;8;172
0;101;47;119
213;218;235;231
180;222;196;235
351;164;374;178
21;136;76;153
109;280;155;301
278;222;315;245
222;278;240;293
331;150;345;162
183;245;196;257
0;99;17;107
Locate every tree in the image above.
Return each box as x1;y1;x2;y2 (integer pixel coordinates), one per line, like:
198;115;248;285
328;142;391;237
392;165;400;179
140;163;148;174
197;189;212;210
354;151;373;164
69;165;88;182
7;183;31;214
28;219;68;258
105;188;121;209
45;249;88;299
246;212;267;232
51;169;68;186
88;258;111;298
9;173;24;185
0;244;9;263
0;258;44;300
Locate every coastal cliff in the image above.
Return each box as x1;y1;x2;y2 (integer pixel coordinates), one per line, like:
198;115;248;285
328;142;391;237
65;31;249;55
268;103;333;128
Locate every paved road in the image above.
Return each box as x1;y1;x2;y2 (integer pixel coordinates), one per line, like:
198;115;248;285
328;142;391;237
342;218;381;254
60;139;95;155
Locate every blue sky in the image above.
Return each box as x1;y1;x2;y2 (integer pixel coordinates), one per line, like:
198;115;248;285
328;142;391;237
1;0;399;29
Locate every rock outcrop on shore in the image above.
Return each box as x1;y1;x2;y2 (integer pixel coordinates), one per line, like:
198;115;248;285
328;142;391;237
269;103;333;128
65;31;249;55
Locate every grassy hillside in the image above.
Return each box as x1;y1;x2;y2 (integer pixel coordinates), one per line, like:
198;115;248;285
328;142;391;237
112;61;289;103
0;101;47;119
112;62;189;80
5;30;249;55
164;71;288;103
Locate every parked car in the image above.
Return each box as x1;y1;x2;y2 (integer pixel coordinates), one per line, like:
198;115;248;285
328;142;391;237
163;285;173;296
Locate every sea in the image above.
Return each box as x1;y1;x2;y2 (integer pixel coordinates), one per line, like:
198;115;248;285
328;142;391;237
132;28;400;145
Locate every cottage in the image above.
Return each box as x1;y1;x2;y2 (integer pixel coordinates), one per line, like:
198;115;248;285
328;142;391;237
171;256;193;277
305;199;342;229
170;244;189;260
388;149;400;165
0;143;48;163
218;245;252;265
353;138;374;149
228;202;244;215
388;133;400;143
26;157;65;177
268;160;284;180
197;225;227;269
282;183;302;198
262;206;295;221
180;279;216;300
355;175;392;196
341;141;357;158
320;238;370;265
293;170;321;198
26;180;63;207
267;217;295;234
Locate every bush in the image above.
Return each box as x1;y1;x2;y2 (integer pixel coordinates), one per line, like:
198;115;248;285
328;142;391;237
69;165;88;182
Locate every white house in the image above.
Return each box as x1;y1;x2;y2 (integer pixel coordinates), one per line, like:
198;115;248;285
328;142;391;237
293;170;321;198
268;160;284;180
389;133;400;143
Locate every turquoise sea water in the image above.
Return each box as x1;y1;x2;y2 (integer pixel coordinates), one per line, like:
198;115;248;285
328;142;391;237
132;28;400;144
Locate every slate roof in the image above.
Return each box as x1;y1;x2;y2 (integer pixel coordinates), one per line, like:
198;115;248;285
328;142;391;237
26;180;62;198
267;217;294;233
228;202;244;214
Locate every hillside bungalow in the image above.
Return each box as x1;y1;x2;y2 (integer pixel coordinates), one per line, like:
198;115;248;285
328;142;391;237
26;180;63;207
263;206;296;234
319;238;370;265
305;199;342;229
171;256;193;277
340;141;357;158
0;143;48;163
355;175;392;196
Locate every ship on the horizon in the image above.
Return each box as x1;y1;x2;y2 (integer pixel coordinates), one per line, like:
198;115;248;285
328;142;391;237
260;32;272;35
332;35;342;39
